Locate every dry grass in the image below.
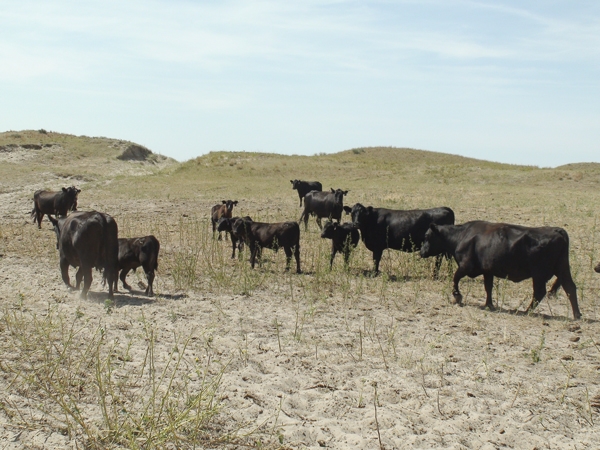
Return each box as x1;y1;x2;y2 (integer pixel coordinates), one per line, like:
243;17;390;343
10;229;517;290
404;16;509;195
1;131;600;448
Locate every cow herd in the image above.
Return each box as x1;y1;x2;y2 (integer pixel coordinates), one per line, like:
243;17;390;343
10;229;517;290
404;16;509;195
31;178;599;320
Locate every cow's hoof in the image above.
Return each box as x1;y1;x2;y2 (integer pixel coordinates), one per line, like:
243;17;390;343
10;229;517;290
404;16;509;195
452;293;463;305
483;304;496;311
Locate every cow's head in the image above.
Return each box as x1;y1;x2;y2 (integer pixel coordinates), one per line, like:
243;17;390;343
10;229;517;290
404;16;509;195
62;186;80;212
420;224;445;258
231;217;251;239
330;188;348;205
48;216;61;250
347;203;371;227
291;180;300;190
221;200;238;213
320;221;337;240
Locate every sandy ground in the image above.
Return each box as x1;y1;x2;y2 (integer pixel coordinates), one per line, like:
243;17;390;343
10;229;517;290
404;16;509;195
1;178;600;449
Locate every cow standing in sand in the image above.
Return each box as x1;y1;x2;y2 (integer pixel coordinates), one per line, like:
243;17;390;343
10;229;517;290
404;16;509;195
113;236;160;297
49;211;118;299
420;221;581;320
232;217;301;273
300;188;348;230
31;186;80;228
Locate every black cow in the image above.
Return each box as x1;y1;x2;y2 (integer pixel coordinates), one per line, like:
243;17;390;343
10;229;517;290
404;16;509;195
31;186;80;228
345;203;455;275
420;221;581;320
48;211;118;299
211;200;238;239
300;188;348;230
291;180;322;207
321;221;360;269
112;236;160;296
232;217;301;273
217;216;253;258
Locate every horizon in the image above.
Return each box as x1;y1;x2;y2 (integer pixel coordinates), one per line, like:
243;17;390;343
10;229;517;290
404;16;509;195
2;1;599;167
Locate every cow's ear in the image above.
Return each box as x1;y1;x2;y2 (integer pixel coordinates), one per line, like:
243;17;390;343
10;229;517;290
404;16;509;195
233;201;238;205
343;190;348;195
343;206;352;214
77;189;81;193
222;200;227;204
62;187;67;192
290;180;294;184
330;188;335;193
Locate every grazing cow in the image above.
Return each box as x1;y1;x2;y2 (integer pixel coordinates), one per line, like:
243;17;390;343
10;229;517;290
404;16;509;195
300;188;348;230
211;200;238;239
217;216;253;258
48;211;118;299
232;217;301;273
112;236;160;296
291;180;323;207
345;203;455;275
321;221;360;269
31;186;80;228
420;221;581;320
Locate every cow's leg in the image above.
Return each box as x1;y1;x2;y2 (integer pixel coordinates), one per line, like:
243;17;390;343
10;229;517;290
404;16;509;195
433;254;443;279
120;268;132;291
483;273;495;310
36;210;43;229
250;244;258;268
231;237;237;259
301;211;309;232
452;267;467;305
558;269;581;320
112;271;119;293
80;267;93;299
75;267;84;290
284;246;292;271
525;277;547;315
299;195;303;207
372;250;383;275
329;246;337;269
294;244;301;274
60;258;73;289
145;268;155;297
316;217;323;230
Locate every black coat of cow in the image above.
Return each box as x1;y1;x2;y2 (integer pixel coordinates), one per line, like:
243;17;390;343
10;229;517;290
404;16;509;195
345;203;455;275
112;236;160;296
300;188;348;230
211;200;238;239
321;221;360;269
420;221;581;320
291;180;322;207
49;211;118;299
217;216;252;258
31;186;80;228
232;217;301;273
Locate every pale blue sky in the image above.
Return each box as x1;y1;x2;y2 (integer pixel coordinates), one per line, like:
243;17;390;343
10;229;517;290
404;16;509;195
2;1;599;166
